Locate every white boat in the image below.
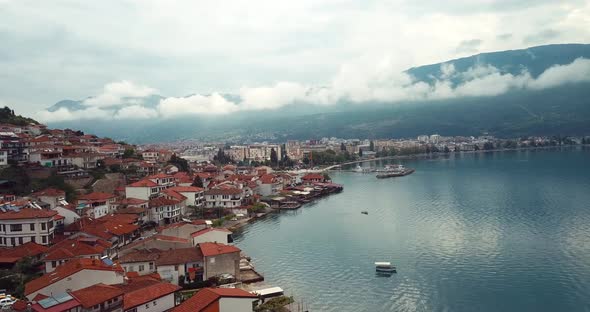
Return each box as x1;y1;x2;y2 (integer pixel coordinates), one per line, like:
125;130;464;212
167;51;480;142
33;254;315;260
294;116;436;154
375;262;397;273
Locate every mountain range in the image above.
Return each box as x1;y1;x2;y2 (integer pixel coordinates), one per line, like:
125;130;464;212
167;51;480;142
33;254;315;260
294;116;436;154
45;44;590;143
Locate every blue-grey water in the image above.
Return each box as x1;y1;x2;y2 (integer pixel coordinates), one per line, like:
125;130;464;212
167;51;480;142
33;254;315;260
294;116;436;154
234;148;590;312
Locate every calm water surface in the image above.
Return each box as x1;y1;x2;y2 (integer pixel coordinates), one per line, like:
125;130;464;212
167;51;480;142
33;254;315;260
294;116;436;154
234;148;590;312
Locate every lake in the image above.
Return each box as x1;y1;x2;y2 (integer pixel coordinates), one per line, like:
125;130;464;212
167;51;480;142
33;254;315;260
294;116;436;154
234;148;590;312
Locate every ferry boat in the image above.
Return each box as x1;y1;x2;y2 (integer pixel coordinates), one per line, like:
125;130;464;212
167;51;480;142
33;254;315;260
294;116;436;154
376;164;415;179
375;262;397;273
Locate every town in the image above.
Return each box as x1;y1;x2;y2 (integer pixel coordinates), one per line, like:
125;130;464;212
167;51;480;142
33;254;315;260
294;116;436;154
0;116;588;312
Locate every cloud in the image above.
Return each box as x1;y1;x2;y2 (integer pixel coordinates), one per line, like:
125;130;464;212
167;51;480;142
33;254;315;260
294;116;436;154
36;57;590;122
157;93;239;118
455;39;483;53
36;107;113;122
528;57;590;89
83;80;157;107
239;82;308;110
113;105;158;119
523;29;561;44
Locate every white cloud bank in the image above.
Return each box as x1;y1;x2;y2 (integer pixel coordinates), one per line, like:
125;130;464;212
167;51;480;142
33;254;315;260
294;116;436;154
37;58;590;122
83;80;158;107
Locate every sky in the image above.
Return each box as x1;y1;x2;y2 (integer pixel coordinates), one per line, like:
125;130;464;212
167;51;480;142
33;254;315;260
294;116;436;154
1;0;590;121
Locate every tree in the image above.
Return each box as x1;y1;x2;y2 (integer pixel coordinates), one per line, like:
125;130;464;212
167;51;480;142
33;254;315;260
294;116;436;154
369;141;375;152
358;148;363;158
123;148;135;159
192;176;204;188
483;142;494;150
322;173;331;181
270;148;278;166
169;154;189;172
444;146;450;153
340;142;346;152
474;145;480;151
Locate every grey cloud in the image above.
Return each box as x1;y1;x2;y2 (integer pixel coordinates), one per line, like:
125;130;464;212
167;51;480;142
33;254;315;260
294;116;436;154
523;29;560;44
455;39;483;53
36;58;590;122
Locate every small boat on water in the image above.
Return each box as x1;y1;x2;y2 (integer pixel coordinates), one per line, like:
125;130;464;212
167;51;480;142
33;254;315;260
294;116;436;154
361;211;368;215
375;262;397;273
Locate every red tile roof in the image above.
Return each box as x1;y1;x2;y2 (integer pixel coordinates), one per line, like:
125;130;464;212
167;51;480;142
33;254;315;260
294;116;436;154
25;258;124;296
0;208;57;220
172;288;257;312
168;186;204;192
198;242;240;257
32;188;65;197
191;228;232;238
149;197;180;208
147;173;174;179
128;179;158;187
0;242;49;264
78;192;116;201
259;174;277;184
45;238;108;261
71;283;123;308
162;189;187;201
121;282;180;310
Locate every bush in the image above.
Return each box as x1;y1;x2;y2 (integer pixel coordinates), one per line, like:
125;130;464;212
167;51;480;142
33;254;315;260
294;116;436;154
254;296;295;312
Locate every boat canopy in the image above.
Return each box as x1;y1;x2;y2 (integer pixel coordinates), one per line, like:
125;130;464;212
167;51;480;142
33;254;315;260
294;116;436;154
251;287;284;297
375;262;391;266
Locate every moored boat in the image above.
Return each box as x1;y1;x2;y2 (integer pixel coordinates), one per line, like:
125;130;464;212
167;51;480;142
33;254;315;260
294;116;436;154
375;262;397;273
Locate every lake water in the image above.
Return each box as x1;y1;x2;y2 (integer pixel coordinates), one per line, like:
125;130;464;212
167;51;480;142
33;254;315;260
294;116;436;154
234;148;590;312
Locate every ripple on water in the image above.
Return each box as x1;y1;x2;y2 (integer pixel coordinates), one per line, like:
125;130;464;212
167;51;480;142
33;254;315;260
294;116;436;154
234;149;590;312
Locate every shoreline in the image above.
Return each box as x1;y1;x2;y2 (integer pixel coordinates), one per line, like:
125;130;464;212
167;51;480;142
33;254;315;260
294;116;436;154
323;144;588;170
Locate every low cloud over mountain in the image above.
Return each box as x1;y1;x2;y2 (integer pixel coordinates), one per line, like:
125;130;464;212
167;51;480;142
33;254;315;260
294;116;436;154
37;45;590;123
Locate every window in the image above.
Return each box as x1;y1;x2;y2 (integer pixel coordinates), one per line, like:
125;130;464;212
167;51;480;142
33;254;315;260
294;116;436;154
30;223;35;231
10;224;22;232
139;265;145;272
210;257;215;264
41;223;46;231
31;236;35;243
145;304;150;309
11;237;15;246
149;262;154;270
48;221;54;228
153;301;157;306
18;237;23;245
174;265;179;271
93;305;98;309
52;261;56;268
129;265;135;272
42;236;47;244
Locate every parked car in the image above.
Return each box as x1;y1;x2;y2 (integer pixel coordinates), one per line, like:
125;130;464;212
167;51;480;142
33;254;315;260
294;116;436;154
0;297;16;309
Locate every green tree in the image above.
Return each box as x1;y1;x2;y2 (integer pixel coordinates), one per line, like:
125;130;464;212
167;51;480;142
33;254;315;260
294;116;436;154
169;154;189;172
270;148;278;166
192;176;204;188
340;142;346;152
369;141;375;152
444;146;450;153
358;148;363;158
123;148;135;159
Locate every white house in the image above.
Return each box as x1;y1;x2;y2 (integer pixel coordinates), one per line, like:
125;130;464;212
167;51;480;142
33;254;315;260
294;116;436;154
191;228;232;246
204;188;243;209
0;207;58;246
24;258;125;300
